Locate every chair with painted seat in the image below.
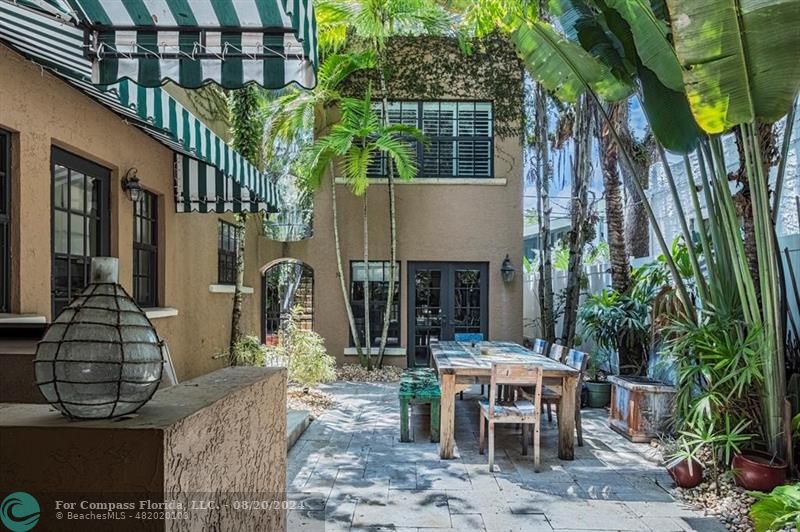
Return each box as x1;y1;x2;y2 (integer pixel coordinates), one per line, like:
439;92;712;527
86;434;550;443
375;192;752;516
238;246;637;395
399;368;441;443
478;362;544;472
454;332;484;399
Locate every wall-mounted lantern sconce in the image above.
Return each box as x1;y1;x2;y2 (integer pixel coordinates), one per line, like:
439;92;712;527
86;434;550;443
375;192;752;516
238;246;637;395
501;254;516;283
121;168;143;203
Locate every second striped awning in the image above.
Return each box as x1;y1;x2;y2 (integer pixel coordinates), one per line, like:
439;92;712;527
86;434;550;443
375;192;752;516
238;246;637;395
64;0;317;89
176;156;277;213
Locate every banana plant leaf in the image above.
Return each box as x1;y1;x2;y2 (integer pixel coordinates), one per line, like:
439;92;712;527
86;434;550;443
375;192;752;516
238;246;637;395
511;19;633;103
603;0;683;91
549;0;634;82
665;0;800;133
598;0;700;152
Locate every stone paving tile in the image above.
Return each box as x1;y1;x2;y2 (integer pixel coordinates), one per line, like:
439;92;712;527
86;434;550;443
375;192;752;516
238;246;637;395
289;382;719;532
352;490;451;528
450;513;488;531
545;500;648;530
679;517;730;532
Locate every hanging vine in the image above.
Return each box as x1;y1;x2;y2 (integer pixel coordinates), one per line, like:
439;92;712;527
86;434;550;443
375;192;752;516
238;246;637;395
341;33;524;139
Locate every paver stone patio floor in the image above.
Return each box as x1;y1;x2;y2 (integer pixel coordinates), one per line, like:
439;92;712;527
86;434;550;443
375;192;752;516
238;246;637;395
287;382;725;532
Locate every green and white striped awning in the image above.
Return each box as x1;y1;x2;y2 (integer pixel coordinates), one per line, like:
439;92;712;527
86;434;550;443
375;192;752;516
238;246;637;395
6;0;318;89
0;1;279;212
71;0;317;89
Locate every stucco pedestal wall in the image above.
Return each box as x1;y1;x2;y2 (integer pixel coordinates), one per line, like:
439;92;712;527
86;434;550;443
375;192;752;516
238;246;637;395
0;367;287;532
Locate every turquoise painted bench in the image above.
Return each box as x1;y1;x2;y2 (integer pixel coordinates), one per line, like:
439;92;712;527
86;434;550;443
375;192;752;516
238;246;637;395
399;368;441;443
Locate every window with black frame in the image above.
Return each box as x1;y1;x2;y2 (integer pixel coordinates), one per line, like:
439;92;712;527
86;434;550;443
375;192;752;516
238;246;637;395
52;148;110;315
0;130;9;313
133;190;158;307
368;101;493;178
350;261;400;347
218;220;238;284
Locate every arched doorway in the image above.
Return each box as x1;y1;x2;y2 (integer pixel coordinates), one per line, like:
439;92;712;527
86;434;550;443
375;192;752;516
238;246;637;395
261;259;314;345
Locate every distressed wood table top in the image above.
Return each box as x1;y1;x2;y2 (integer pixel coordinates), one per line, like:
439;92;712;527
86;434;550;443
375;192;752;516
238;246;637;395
431;341;579;378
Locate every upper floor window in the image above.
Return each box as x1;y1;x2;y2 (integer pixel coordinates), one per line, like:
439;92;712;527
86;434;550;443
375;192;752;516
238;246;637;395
133;190;158;307
368;101;494;179
218;220;239;285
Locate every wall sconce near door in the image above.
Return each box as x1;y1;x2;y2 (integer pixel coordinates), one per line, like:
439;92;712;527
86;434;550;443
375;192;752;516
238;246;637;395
501;254;516;283
121;168;143;203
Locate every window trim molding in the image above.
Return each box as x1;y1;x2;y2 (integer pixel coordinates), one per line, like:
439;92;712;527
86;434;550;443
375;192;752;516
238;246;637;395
143;307;178;320
348;260;402;348
335;177;507;186
343;347;406;357
208;284;254;294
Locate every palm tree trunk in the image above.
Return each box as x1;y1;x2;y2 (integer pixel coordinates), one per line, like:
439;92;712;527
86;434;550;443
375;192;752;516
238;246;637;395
229;213;247;361
618;125;653;259
535;83;556;343
363;194;372;370
377;59;396;368
331;167;365;365
561;96;592;347
599;102;639;372
599;102;631;295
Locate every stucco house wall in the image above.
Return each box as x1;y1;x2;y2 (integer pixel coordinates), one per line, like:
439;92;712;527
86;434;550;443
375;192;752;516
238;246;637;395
0;43;265;382
258;35;526;366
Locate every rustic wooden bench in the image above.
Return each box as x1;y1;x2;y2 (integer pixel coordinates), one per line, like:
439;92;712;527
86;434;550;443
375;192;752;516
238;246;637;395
399;368;441;443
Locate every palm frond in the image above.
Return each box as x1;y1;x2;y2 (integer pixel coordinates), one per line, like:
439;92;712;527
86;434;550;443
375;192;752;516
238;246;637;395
374;134;418;181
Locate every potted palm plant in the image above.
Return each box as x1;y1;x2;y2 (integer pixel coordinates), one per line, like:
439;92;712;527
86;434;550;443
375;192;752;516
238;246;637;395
585;347;613;408
662;438;704;489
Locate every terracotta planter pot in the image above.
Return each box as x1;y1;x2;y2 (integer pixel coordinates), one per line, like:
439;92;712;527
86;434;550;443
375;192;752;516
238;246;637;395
732;451;787;492
667;458;704;488
585;381;611;408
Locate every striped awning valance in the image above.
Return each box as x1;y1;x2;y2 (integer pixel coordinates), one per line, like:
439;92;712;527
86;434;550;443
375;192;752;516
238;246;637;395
73;0;317;89
0;1;280;213
176;156;277;213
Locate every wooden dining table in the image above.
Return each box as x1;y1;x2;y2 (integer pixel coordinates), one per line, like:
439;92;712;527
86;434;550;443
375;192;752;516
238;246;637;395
430;340;580;460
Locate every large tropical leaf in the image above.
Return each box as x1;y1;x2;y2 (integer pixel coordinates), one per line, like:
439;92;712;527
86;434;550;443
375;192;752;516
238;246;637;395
603;0;684;91
665;0;800;133
596;1;700;152
549;0;634;82
511;19;633;103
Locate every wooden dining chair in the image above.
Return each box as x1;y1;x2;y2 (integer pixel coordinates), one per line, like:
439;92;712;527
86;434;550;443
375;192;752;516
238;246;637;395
529;338;551;357
455;332;485;399
479;362;544;472
548;343;568;363
541;348;590;445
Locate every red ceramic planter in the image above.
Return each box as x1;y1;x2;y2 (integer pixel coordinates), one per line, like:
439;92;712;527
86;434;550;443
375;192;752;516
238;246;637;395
667;458;704;488
732;451;788;492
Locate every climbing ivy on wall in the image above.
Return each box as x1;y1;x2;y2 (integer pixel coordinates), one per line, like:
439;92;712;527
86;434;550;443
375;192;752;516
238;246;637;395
341;33;524;139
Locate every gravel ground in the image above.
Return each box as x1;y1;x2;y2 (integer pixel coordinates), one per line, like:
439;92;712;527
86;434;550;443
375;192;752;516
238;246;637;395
336;364;403;382
287;386;333;418
670;470;756;531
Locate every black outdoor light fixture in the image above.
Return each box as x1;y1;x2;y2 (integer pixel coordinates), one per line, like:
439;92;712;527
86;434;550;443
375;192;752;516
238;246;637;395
121;168;143;203
501;254;516;283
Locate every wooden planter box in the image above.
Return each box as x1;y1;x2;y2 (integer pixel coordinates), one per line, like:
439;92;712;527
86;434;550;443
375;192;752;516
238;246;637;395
608;375;676;442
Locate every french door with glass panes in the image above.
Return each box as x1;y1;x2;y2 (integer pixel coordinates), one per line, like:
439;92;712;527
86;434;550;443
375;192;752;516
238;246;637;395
51;148;110;315
407;262;488;367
